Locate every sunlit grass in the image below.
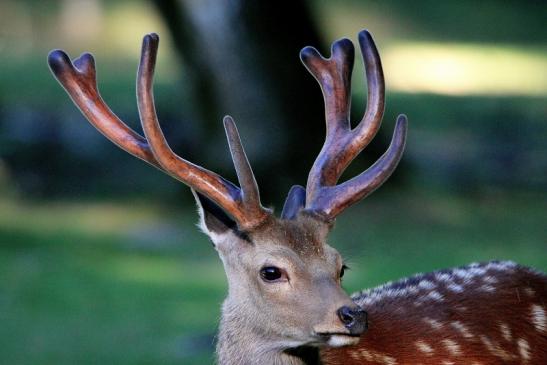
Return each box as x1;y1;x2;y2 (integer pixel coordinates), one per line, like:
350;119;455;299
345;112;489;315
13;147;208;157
0;198;165;236
383;43;547;96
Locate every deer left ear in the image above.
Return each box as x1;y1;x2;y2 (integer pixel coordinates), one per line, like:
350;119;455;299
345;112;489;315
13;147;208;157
192;190;238;237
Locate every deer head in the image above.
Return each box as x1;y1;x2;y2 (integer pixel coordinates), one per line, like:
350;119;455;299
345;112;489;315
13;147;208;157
48;30;407;360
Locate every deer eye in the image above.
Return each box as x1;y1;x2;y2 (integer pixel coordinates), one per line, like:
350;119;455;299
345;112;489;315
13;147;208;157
260;266;286;282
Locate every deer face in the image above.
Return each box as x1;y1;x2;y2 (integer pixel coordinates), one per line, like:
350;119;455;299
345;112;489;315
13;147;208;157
195;192;366;349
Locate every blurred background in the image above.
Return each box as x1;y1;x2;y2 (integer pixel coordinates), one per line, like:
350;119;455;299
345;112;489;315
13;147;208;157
0;0;545;363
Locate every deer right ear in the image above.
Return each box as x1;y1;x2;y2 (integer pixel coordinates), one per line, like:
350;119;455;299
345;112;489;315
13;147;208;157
192;190;238;237
281;185;306;219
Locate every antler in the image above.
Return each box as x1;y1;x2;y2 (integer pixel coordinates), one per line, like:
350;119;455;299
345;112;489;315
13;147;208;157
301;30;408;220
48;33;270;230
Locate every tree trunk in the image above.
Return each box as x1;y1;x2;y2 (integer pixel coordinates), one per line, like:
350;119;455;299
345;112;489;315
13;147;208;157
153;0;326;205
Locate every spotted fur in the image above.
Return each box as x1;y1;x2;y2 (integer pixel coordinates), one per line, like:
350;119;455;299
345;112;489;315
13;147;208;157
322;261;547;365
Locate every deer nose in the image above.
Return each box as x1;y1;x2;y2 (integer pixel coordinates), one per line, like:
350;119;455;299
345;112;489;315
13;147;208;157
337;306;368;335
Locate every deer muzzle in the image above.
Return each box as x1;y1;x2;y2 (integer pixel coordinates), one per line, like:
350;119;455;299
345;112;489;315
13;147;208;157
337;305;368;335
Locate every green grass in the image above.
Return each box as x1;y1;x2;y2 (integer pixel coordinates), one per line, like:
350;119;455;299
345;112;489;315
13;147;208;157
0;190;545;364
0;200;221;364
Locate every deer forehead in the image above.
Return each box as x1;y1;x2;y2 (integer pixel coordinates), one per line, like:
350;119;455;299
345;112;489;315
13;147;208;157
248;216;339;263
215;216;341;276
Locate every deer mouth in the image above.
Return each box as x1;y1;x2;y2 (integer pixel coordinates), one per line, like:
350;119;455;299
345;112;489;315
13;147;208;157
315;332;361;347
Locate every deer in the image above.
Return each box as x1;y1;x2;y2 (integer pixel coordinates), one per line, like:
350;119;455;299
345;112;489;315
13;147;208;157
48;29;546;365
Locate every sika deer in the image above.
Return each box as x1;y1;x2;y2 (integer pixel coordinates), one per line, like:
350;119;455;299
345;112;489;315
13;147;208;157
48;30;546;365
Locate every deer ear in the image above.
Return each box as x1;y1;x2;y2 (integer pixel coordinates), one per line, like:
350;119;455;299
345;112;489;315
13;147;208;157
281;185;306;219
192;190;237;236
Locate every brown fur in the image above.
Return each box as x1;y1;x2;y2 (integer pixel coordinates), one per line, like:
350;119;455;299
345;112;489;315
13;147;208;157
323;262;547;364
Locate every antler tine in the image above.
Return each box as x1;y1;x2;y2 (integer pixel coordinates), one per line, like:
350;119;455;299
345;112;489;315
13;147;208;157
137;34;269;229
300;38;355;136
223;116;265;212
303;30;387;193
302;30;408;220
300;38;355;191
47;48;160;169
306;115;407;218
352;30;385;153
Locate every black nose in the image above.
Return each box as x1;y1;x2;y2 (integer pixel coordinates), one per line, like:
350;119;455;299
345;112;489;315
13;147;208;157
337;306;368;335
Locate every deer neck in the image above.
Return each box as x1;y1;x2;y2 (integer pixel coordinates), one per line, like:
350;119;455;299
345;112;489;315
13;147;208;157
216;298;322;365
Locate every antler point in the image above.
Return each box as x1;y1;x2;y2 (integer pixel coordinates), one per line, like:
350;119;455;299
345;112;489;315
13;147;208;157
332;38;353;52
223;116;237;134
143;33;160;47
73;52;95;73
396;114;409;129
300;46;321;62
358;29;373;41
47;49;73;75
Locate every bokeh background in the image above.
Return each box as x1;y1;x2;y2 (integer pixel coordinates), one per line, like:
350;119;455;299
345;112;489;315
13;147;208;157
1;0;546;363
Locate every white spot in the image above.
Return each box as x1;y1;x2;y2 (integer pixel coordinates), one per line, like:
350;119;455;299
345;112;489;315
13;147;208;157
426;290;444;301
524;287;535;297
486;261;516;272
479;284;496;293
531;304;546;333
418;280;436;290
482;275;498;284
406;286;420;295
517;338;530;363
469;267;487;277
450;321;474;339
442;339;462;356
454;269;469;279
442;361;455;365
355;349;397;365
499;322;512;342
480;335;515;361
415;340;434;355
436;273;453;282
448;283;464;293
423;317;443;330
357;349;373;361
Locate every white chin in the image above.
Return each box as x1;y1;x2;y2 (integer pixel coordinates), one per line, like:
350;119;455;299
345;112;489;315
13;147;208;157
327;335;360;347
